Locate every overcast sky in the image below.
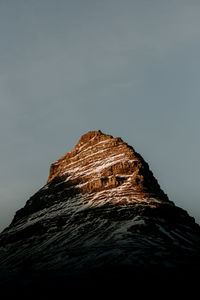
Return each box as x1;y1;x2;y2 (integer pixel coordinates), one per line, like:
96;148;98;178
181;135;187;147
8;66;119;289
0;0;200;231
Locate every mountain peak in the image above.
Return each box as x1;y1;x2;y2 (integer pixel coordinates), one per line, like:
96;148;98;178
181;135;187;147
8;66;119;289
10;130;170;224
74;130;121;149
46;130;169;203
76;130;106;143
1;131;200;294
74;130;112;150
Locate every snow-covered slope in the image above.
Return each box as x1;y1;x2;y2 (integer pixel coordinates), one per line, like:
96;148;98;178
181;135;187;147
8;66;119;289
0;130;200;295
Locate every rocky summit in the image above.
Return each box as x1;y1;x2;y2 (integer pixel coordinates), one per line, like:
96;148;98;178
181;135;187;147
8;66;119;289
0;130;200;296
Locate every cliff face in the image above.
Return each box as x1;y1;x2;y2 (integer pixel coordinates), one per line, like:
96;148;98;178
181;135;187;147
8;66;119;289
0;130;200;294
12;130;170;223
47;130;167;198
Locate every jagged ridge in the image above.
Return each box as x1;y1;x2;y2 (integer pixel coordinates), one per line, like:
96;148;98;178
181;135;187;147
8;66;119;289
12;130;170;223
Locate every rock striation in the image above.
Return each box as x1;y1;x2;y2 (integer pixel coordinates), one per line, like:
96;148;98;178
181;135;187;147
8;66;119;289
0;130;200;295
12;130;170;223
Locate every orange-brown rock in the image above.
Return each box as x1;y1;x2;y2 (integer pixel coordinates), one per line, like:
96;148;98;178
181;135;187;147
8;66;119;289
47;130;169;202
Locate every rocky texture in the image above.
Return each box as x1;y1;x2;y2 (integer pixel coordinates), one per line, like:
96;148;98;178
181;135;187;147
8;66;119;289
0;130;200;296
12;130;170;224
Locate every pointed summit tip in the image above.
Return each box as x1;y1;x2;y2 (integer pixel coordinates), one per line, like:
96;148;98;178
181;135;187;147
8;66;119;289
75;130;113;148
80;130;107;139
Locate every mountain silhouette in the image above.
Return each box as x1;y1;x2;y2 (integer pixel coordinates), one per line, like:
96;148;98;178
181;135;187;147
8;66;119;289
0;130;200;297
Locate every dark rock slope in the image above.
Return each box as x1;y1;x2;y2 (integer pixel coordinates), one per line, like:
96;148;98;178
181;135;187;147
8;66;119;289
0;130;200;296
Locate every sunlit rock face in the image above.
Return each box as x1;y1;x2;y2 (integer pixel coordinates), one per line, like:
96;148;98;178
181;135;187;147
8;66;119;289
12;130;171;223
0;130;200;294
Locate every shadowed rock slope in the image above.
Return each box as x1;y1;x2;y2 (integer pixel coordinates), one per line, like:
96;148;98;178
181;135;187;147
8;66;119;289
0;130;200;296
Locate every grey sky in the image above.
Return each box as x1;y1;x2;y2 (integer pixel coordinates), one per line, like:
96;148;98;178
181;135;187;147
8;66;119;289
0;0;200;231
